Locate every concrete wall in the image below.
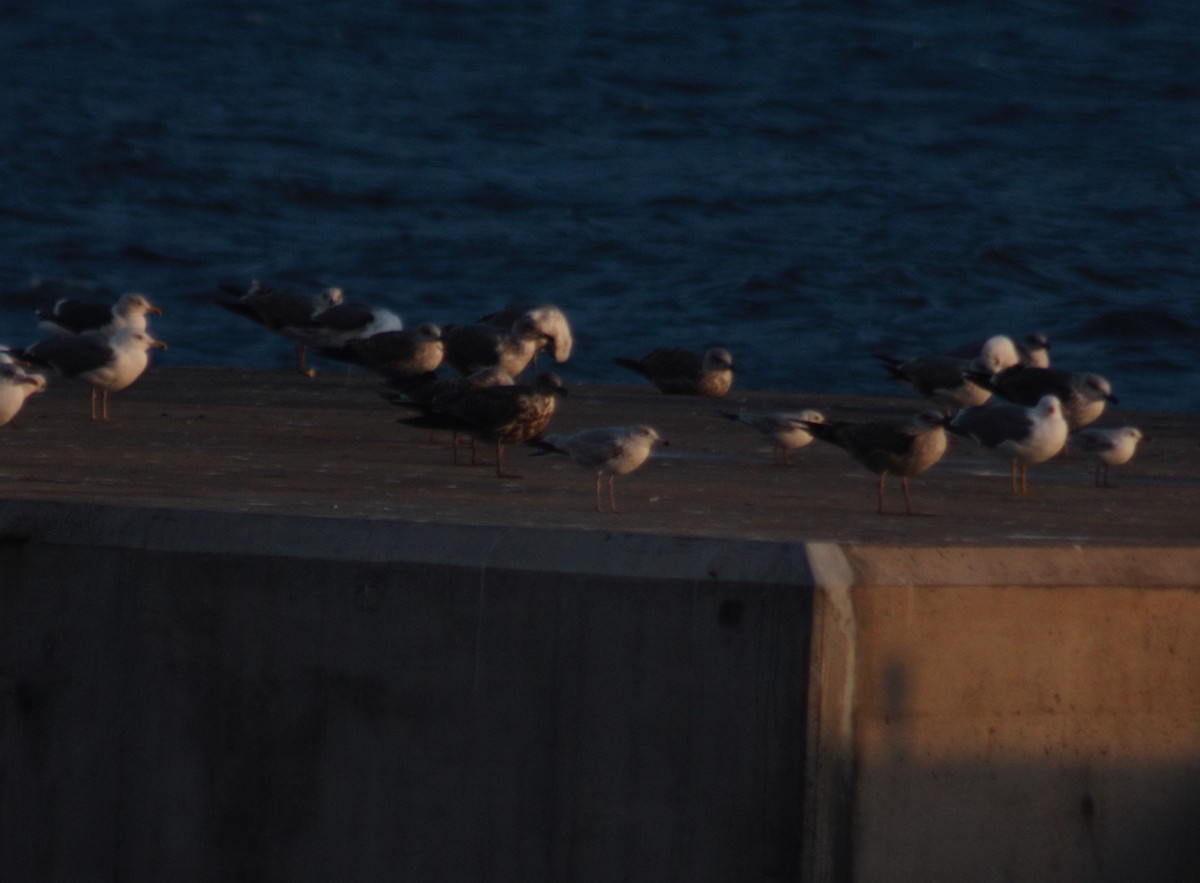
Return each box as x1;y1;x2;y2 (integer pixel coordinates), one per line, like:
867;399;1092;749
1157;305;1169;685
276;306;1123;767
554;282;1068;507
0;502;813;883
2;503;1199;882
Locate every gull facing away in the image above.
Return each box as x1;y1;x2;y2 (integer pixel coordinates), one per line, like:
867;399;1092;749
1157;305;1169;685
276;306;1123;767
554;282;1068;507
614;347;735;397
949;395;1069;496
477;304;574;370
1072;426;1144;488
316;323;444;383
217;280;344;375
531;425;666;512
0;362;47;427
37;292;162;337
395;373;567;477
802;410;948;515
966;365;1116;431
719;409;825;467
15;327;167;421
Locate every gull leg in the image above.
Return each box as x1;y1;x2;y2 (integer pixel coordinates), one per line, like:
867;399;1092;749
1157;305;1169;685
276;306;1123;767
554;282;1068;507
297;343;316;378
594;474;603;513
901;476;914;516
1020;463;1029;496
90;387;99;421
102;390;109;421
608;476;618;513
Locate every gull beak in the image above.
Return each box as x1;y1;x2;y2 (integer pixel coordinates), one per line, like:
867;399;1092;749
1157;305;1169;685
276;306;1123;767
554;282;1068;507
151;339;169;350
149;305;164;316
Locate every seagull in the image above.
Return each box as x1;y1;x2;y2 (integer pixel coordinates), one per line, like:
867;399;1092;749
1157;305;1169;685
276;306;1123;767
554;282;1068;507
1018;332;1051;368
316;323;443;382
875;333;1027;414
719;409;825;467
37;292;163;337
1072;426;1144;487
216;280;344;375
614;347;735;397
477;304;574;369
0;362;47;427
531;425;665;512
291;299;403;352
966;365;1116;431
15;327;168;421
874;354;992;413
395;373;567;477
381;365;513;456
949;395;1069;495
441;314;552;379
801;410;948;515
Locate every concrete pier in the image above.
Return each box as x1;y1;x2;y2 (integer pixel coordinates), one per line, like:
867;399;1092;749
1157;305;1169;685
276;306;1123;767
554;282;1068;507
1;367;1198;881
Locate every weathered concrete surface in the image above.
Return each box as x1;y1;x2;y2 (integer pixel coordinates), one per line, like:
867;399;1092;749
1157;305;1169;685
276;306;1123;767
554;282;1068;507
1;367;1199;882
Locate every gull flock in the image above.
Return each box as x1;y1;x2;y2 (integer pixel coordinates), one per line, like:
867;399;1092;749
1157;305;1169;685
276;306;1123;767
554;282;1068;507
1;283;1148;515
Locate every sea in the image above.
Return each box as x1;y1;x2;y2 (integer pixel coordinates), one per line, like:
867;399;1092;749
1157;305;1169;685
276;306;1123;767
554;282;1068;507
2;1;1199;412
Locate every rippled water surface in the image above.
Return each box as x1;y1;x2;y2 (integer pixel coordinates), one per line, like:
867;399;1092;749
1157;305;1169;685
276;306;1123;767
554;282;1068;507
2;1;1198;410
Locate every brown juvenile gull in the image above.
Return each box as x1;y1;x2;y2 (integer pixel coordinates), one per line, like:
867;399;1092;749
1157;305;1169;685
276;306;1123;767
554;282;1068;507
966;365;1116;431
316;323;443;383
949;394;1069;496
802;410;948;515
0;361;47;427
477;304;574;370
1072;426;1144;488
216;280;343;375
719;409;825;467
441;314;552;379
530;425;665;512
15;327;167;421
614;346;735;397
37;291;163;337
381;365;513;457
395;373;567;477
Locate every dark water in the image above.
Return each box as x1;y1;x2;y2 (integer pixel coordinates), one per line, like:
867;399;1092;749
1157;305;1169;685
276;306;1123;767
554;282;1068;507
2;1;1199;411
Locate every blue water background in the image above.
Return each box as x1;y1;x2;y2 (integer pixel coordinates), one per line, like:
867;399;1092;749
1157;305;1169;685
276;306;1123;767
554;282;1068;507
2;1;1199;411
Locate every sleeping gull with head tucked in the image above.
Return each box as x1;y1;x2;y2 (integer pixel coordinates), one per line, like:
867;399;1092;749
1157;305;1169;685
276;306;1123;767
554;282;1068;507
949;394;1068;495
14;327;167;421
719;409;825;467
801;410;948;515
614;346;735;397
531;425;665;512
1072;426;1144;488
